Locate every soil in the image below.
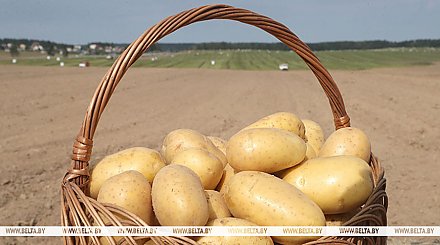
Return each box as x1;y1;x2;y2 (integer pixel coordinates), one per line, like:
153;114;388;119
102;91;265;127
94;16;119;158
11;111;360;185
1;64;439;244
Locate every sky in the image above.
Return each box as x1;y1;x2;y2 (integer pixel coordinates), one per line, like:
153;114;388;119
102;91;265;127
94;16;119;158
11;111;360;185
0;0;439;44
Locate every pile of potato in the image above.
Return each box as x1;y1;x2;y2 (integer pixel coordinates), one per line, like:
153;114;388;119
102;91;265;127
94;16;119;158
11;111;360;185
89;112;374;245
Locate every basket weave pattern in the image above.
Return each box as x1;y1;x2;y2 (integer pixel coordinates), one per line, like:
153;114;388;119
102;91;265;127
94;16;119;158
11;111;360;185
61;4;388;245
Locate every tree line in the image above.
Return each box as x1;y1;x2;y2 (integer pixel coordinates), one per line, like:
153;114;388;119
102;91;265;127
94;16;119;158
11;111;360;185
153;39;440;52
1;38;440;56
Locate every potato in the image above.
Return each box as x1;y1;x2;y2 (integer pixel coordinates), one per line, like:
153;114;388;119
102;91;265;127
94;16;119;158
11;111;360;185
224;171;325;244
97;171;152;245
274;142;316;179
325;208;360;226
97;170;153;224
90;147;165;198
305;142;317;159
216;164;238;194
318;127;371;162
197;217;273;245
171;148;224;190
282;156;373;214
242;112;306;139
152;164;209;226
205;190;231;221
302;119;325;152
207;136;227;155
161;129;205;162
227;128;306;173
161;129;227;167
206;138;228;168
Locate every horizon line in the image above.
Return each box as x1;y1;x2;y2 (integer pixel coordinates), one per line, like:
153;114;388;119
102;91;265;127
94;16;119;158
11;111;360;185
2;37;440;46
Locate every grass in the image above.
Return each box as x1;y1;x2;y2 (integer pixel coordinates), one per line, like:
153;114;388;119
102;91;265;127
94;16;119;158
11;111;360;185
1;48;440;70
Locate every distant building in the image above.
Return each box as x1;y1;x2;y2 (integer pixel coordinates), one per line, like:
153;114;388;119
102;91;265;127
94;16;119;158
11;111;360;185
73;45;82;52
31;42;44;51
18;44;26;51
114;46;124;53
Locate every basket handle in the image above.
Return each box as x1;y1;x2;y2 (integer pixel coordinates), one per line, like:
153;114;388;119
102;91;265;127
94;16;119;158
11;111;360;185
64;4;350;187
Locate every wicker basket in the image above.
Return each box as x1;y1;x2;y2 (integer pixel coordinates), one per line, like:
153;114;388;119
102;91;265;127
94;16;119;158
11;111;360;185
61;4;388;245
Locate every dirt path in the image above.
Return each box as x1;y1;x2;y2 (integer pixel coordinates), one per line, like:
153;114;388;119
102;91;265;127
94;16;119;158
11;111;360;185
0;64;439;244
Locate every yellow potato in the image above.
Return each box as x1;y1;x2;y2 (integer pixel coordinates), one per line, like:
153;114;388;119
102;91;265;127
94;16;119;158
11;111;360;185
325;208;360;226
216;164;238;194
242;112;306;139
151;164;209;226
318;127;371;162
282;156;373;214
90;147;166;198
207;136;227;155
302;119;325;152
161;129;227;167
96;171;152;245
227;128;306;173
274;142;316;179
205;190;231;221
206;138;228;168
197;217;274;245
97;170;153;224
171;148;224;190
224;171;325;244
305;142;317;159
161;129;206;162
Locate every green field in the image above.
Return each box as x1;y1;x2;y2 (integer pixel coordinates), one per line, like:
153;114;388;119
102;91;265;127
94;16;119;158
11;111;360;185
1;48;440;70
